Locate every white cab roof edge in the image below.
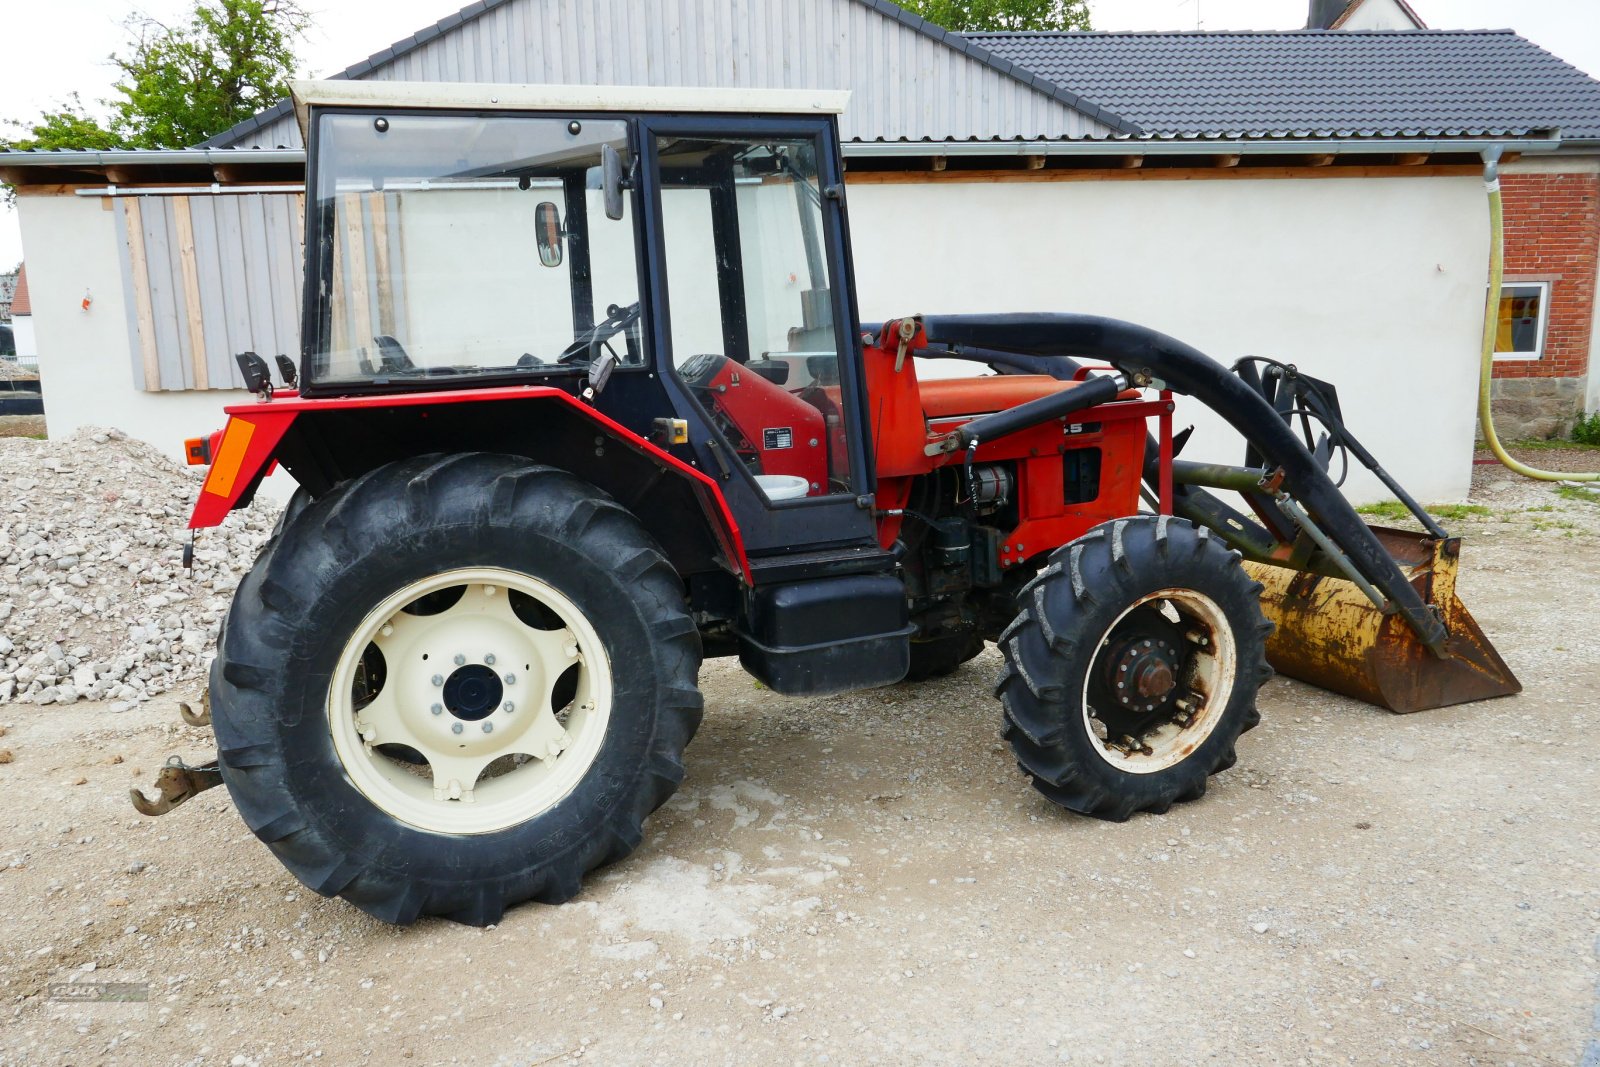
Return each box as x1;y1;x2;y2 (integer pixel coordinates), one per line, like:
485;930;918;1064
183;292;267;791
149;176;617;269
290;81;851;140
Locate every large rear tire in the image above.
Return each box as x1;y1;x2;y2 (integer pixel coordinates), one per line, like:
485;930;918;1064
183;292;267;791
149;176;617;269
210;454;702;925
997;516;1270;821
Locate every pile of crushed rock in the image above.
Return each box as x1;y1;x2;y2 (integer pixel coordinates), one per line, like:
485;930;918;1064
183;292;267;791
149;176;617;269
0;428;280;708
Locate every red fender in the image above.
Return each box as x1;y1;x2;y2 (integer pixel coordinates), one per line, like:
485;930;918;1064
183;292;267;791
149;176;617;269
187;386;750;581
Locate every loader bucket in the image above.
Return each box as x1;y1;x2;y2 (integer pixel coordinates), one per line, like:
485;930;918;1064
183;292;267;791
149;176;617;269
1242;527;1521;714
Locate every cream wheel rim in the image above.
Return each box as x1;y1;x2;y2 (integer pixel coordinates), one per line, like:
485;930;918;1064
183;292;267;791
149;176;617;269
1080;588;1236;775
328;566;613;834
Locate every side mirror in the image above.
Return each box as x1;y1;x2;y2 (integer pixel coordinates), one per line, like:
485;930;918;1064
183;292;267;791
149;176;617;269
601;143;627;221
534;202;563;268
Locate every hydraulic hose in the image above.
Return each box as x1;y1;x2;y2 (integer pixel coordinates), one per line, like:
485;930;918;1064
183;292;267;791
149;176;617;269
1476;148;1600;482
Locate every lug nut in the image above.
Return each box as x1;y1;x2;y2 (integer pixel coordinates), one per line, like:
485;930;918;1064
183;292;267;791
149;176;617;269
454;654;466;666
431;703;444;716
502;701;515;713
482;722;494;734
431;674;444;686
451;722;464;735
484;654;496;666
504;673;516;685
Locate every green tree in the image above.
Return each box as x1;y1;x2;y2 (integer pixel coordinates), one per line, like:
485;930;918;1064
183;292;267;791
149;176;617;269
3;0;305;156
902;0;1093;32
110;0;308;149
3;94;128;153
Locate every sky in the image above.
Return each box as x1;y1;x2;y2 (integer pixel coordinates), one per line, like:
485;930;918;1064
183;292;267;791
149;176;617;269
3;0;1600;270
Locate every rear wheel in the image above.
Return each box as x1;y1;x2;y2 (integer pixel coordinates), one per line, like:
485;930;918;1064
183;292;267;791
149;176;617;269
210;454;702;925
996;516;1270;821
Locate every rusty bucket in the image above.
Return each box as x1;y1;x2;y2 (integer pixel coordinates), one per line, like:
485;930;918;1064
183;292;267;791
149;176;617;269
1242;527;1521;714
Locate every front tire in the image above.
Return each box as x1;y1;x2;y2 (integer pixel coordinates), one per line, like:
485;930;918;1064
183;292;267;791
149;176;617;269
210;454;702;925
997;516;1271;821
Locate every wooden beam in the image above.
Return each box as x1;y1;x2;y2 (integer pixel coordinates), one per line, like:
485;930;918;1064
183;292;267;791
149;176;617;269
1213;154;1242;169
1304;154;1335;167
1119;155;1144;169
930;155;947;172
1024;154;1046;170
171;196;209;390
122;199;163;392
1393;152;1430;166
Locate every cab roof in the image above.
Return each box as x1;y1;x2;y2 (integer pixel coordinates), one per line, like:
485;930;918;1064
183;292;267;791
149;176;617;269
291;81;851;140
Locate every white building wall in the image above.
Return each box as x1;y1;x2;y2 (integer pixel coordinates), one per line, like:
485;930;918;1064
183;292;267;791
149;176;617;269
15;195;292;498
847;173;1488;504
11;315;35;361
19;172;1487;506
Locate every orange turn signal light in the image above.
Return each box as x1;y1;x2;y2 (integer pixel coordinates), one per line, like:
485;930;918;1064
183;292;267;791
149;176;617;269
184;437;211;466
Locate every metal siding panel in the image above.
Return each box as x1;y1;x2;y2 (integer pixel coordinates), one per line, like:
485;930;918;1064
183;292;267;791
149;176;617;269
144;199;192;391
187;198;236;389
237;196;279;357
265;195;303;367
214;197;258;360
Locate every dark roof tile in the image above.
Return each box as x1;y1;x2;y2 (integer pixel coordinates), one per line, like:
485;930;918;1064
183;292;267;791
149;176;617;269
968;29;1600;140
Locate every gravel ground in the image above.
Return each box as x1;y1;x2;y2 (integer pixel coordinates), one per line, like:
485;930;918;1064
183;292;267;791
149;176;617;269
0;459;1598;1066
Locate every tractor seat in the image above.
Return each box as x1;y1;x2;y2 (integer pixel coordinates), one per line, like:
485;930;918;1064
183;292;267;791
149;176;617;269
918;374;1085;420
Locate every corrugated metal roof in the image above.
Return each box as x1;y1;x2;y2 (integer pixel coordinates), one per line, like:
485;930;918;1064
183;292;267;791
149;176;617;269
969;29;1600;141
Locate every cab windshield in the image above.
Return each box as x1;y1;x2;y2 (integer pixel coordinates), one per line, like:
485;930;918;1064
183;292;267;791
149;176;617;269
306;112;644;388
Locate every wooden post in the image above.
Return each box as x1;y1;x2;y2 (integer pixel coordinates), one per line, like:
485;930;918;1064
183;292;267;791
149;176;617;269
172;197;210;390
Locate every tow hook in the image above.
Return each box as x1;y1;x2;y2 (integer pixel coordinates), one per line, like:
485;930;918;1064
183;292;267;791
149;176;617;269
130;756;223;816
177;689;211;727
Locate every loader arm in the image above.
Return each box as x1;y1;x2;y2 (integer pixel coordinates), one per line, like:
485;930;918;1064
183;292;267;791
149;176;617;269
917;313;1448;654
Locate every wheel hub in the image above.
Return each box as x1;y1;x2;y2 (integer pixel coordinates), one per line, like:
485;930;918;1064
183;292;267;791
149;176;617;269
1102;634;1182;716
443;664;503;721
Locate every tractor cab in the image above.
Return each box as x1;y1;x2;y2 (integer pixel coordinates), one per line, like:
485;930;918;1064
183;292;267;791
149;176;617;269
299;84;879;557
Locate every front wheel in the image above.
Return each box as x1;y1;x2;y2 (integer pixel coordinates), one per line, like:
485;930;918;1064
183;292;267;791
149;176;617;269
996;516;1271;821
210;455;702;925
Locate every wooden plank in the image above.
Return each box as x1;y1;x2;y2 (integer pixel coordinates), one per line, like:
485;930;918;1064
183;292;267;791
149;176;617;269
1304;154;1336;167
1393;152;1429;166
368;192;396;335
1213;154;1242;168
1024;154;1046;170
842;163;1482;185
293;192;307;330
340;192;374;357
171;197;210;390
122;199;162;392
1120;155;1144;169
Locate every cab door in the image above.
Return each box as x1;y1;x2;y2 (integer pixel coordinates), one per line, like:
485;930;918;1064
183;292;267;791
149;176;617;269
639;116;879;558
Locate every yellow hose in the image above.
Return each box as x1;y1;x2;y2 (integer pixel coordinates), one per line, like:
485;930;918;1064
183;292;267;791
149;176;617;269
1476;153;1599;481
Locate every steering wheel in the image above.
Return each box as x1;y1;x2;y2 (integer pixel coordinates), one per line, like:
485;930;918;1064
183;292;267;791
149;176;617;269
559;302;642;365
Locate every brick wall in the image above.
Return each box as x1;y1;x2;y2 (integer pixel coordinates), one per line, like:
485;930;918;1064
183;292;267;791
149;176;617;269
1493;171;1599;381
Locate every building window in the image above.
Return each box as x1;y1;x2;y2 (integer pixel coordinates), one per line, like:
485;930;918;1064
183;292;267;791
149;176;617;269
1494;282;1550;360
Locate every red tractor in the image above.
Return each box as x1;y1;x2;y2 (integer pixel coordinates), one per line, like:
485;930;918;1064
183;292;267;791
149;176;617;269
142;82;1516;925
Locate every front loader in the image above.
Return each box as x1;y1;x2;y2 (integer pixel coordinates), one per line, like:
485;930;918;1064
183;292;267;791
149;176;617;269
137;81;1517;926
